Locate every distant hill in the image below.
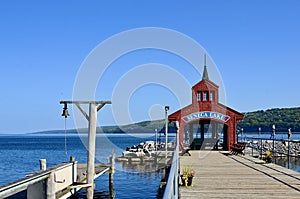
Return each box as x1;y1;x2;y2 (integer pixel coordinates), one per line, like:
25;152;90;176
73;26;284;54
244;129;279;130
32;107;300;134
32;119;174;134
238;107;300;132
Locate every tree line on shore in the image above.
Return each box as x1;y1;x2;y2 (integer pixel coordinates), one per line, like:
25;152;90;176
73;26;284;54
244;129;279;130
237;107;300;132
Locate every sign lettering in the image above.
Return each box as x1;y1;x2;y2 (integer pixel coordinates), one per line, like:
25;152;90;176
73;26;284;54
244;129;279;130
182;111;230;123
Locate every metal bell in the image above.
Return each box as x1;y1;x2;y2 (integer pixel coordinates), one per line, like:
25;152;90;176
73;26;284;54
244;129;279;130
62;103;70;118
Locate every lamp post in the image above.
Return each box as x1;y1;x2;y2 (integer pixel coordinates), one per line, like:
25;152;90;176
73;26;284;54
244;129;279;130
241;128;244;142
272;124;276;162
288;128;291;169
272;124;276;138
165;106;169;166
259;127;262;158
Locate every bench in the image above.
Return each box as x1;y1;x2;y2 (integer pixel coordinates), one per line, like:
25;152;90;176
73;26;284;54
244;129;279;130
180;143;191;156
231;142;247;155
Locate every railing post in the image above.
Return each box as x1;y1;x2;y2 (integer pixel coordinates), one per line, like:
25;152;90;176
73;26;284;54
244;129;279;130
165;106;169;167
109;151;115;198
46;173;55;199
251;137;254;157
260;138;263;159
272;125;276;163
175;121;179;198
162;121;179;199
86;103;97;199
39;159;46;171
70;156;76;185
287;140;291;169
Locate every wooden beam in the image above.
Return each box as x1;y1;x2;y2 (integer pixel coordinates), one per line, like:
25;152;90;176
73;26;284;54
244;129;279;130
59;100;112;199
86;103;97;199
60;101;112;105
75;103;89;121
97;103;106;112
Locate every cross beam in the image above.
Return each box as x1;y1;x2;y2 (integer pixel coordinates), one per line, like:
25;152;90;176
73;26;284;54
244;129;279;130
59;100;111;199
60;100;112;105
60;101;112;121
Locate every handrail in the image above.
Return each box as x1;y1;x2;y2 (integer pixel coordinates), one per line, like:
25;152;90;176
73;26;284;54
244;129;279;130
240;136;300;155
0;162;74;198
163;129;179;199
239;135;300;169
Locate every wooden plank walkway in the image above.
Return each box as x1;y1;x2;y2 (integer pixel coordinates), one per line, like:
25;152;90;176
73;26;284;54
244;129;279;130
180;151;300;198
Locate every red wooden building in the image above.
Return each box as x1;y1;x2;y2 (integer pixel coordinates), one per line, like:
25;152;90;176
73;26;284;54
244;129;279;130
168;64;244;151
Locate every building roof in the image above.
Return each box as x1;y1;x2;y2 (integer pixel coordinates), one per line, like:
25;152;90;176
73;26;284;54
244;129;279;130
168;59;244;122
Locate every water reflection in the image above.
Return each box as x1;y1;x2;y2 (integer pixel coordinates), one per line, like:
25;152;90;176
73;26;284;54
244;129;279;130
274;156;300;172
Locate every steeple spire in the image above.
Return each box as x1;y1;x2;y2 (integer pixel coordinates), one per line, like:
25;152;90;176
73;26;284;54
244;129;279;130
202;54;209;80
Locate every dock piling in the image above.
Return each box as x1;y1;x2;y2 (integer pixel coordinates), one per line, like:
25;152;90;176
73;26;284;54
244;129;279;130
70;156;75;163
109;151;115;197
46;172;55;199
60;100;112;199
39;159;46;171
86;103;97;199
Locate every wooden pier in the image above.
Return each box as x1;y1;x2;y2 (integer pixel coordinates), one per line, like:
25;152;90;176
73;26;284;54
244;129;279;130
180;151;300;198
0;157;114;199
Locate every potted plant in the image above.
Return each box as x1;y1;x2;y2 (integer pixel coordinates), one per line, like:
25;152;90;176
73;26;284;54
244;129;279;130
180;166;195;187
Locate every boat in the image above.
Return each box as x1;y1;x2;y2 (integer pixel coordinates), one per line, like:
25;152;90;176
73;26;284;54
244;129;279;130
122;141;157;158
116;140;175;162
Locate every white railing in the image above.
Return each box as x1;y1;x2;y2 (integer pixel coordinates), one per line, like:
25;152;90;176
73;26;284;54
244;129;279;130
163;129;179;199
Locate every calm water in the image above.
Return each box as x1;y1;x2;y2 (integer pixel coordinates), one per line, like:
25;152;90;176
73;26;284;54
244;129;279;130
0;133;164;199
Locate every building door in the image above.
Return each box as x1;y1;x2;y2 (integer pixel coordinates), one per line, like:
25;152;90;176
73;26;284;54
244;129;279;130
222;125;228;150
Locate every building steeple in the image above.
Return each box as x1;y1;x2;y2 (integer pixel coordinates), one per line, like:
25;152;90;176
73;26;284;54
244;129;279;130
202;54;209;80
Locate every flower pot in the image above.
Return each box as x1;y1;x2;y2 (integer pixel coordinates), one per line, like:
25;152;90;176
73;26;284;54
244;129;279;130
187;176;193;186
181;175;193;186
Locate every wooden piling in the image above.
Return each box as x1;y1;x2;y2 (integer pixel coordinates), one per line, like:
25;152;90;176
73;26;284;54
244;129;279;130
70;156;75;163
39;159;46;171
46;172;55;199
86;103;97;199
109;151;115;197
60;100;112;199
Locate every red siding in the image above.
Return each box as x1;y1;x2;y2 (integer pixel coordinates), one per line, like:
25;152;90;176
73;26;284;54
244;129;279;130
169;79;244;151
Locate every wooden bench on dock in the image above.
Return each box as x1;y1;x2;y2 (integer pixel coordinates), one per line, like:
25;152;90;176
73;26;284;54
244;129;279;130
180;143;191;156
231;142;247;155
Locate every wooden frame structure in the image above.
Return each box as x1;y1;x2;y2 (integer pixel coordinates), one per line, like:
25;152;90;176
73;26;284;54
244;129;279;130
60;100;111;199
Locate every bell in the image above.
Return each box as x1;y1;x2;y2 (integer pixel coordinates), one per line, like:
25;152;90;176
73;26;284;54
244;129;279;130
62;103;70;118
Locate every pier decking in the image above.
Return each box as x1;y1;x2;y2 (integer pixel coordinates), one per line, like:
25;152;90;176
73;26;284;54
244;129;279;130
180;151;300;198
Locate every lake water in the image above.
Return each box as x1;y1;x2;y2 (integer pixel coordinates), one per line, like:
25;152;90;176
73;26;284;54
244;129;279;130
0;133;164;199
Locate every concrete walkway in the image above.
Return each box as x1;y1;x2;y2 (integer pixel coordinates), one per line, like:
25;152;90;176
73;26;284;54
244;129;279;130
180;151;300;199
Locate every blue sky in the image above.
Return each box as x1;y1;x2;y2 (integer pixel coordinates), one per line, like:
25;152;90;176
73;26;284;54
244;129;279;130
0;0;300;133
